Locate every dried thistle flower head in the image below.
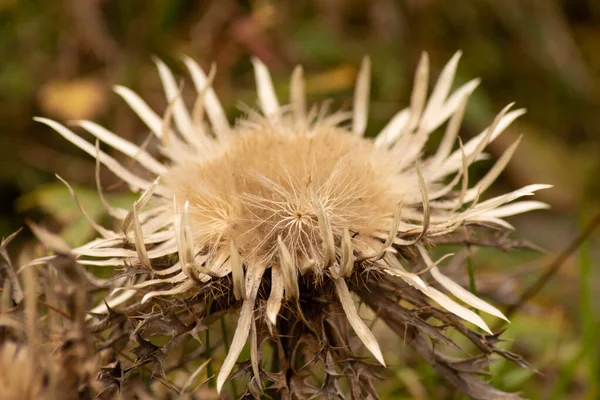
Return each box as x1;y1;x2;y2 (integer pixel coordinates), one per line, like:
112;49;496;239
35;52;549;397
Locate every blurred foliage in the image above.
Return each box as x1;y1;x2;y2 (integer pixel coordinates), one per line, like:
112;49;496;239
0;0;599;398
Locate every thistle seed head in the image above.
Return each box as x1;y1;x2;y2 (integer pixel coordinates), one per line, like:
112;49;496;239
32;52;550;398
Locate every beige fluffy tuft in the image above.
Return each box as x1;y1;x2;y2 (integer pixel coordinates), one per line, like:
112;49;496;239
167;120;402;274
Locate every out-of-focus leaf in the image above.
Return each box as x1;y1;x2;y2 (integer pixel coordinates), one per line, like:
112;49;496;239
38;79;108;121
16;183;136;246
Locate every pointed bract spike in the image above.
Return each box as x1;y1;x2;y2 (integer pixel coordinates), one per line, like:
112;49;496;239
181;201;200;281
425;286;493;334
340;227;355;277
291;65;306;125
250;319;262;390
182;56;230;139
160;95;177;147
122;176;162;241
154;57;194;138
432;265;509;322
113;86;163;138
142;280;196;304
407;52;429;132
190;63;216;130
383;260;493;334
310;189;335;267
426;78;480;133
456;138;469;210
77;120;167;175
468;103;515;166
421;51;462;129
374;108;409;147
90;289;137;314
216;264;266;394
483;201;550;218
417;245;508;321
334;278;386;366
277;236;299;299
132;204;151;269
415;163;430;242
353;56;371;136
251;57;280;122
266;267;284;326
35;118;157;194
467;184;553;215
230;240;246;301
432;94;468;166
468;135;523;200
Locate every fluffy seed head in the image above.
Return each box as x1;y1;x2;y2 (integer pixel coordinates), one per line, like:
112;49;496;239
35;52;551;394
167;123;402;274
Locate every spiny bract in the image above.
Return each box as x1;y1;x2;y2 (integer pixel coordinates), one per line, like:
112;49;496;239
35;52;550;393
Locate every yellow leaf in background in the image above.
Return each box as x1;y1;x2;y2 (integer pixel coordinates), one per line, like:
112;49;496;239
306;65;357;95
38;78;107;121
0;0;17;11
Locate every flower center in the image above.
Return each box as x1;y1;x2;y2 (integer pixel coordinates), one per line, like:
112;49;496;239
166;124;400;268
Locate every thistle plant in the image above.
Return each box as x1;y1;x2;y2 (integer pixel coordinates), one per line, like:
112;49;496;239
25;52;548;399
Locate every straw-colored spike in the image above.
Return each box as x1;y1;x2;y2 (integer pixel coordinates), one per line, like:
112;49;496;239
113;85;163;138
340;227;355;277
77;120;167;175
161;92;178;147
230;240;246;301
334;277;386;366
277;236;298;299
310;189;335;268
191;63;216;129
252;57;280;121
182;56;230;139
417;245;509;322
482;201;550;219
432;95;468;166
250;318;262;390
462;136;523;204
154;58;194;138
181;201;202;281
414;163;430;242
217;264;266;393
382;254;493;334
426;78;480;133
122;177;162;242
353;56;371;137
421;51;462;128
141;280;196;304
406;52;429;133
35;118;158;194
290;65;306;125
266;266;284;326
446;137;469;213
374;108;409;147
132;202;151;269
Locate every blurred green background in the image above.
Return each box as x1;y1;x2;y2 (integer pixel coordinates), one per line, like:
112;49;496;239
0;0;598;398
